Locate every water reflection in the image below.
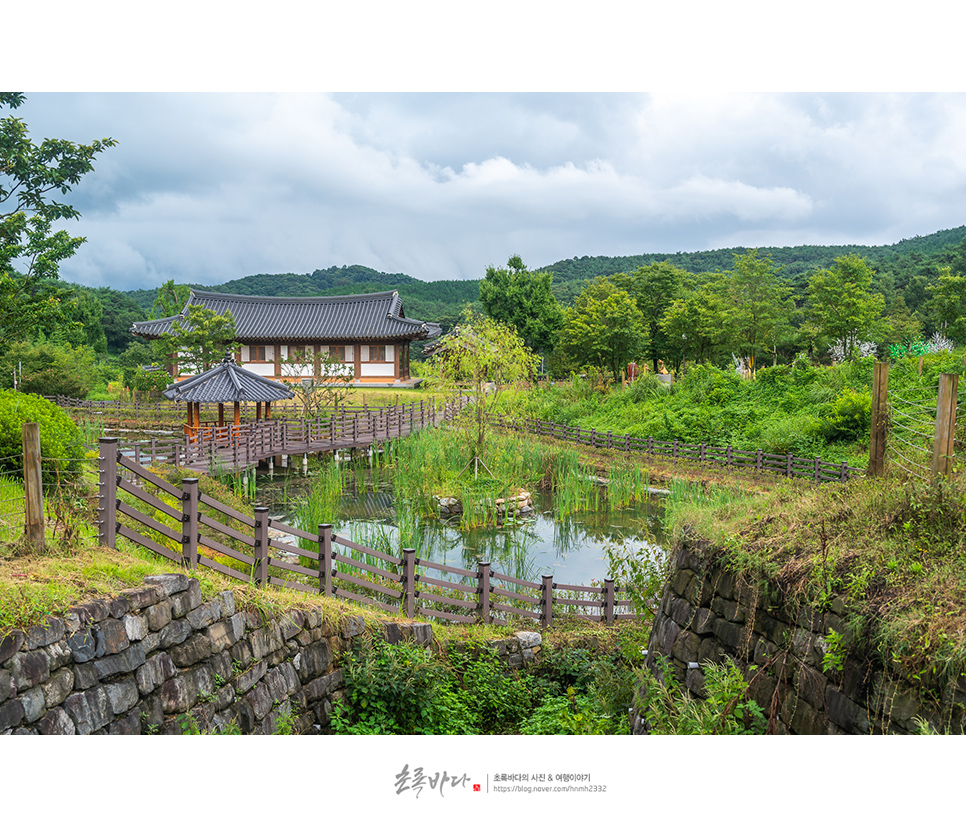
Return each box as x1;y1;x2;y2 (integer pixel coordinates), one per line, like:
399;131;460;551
257;470;668;588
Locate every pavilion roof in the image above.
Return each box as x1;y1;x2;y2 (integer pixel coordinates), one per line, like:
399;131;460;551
162;353;295;404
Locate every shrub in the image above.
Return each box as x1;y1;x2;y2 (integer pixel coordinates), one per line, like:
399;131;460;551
1;342;97;398
822;388;872;442
0;391;85;484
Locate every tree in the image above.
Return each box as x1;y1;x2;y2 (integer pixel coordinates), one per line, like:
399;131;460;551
807;254;885;358
478;255;564;355
0;93;116;343
557;278;646;380
613;261;691;372
151;279;192;319
159;306;239;375
280;346;354;417
718;251;795;374
659;285;731;368
1;341;97;398
430;310;536;468
926;266;966;344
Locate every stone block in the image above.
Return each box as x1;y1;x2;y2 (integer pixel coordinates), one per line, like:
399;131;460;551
169;633;213;668
0;630;25;664
206;621;236;652
140;695;163;731
24;617;66;650
140;632;161;656
62;611;81;634
342;616;366;638
715;571;737;601
95;618;130;656
235;660;268;694
279;611;304;641
230;639;254;669
124;613;149;642
788;697;827;735
304;609;321;630
303;671;343;703
108;710;141;735
92;645;146;680
145;600;173;632
187;599;222;631
64;687;114;735
41;668;74;709
170;583;203;619
686;575;713;607
119;586;162;610
73;663;99;690
795;665;828;711
0;698;25;731
45;639;73;672
184;666;215;707
72;599;111;624
0;670;11;704
67;629;97;663
671;630;701;664
229;613;247;643
250;624;284;660
37;706;75;735
247;681;274;721
825;687;870;734
264;665;296;704
697;637;727;665
711;618;743;651
11;650;50;690
207;650;233;683
217;590;236;617
669;597;694;628
159;677;191;714
110;596;131;620
144;574;190;596
671;569;694;598
711;596;745;623
159;618;192;649
692;608;716;635
105;679;139;714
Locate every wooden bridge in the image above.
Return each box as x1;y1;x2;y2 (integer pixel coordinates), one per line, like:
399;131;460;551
111;399;464;474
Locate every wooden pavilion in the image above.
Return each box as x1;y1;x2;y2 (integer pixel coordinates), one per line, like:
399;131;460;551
162;351;295;440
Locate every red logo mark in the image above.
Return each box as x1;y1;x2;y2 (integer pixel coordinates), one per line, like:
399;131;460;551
473;784;481;792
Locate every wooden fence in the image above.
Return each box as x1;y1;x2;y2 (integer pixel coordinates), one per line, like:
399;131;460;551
97;437;636;626
487;413;865;483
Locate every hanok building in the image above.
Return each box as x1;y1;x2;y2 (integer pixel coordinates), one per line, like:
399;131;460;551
131;289;441;386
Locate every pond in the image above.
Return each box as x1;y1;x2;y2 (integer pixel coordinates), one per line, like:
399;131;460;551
254;456;668;588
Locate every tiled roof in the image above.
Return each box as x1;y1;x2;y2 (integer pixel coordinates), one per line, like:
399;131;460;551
132;290;441;342
162;354;295;403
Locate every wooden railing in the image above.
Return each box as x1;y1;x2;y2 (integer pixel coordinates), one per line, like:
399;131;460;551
487;413;865;483
102;399;454;473
97;437;636;626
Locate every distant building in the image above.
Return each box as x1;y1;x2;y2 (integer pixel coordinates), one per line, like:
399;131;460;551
131;289;441;386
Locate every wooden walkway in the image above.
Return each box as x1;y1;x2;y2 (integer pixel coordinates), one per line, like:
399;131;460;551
112;399;464;474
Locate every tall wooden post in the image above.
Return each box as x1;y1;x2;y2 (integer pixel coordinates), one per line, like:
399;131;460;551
402;548;416;619
182;478;199;569
868;361;889;477
22;423;43;552
932;372;959;480
99;437;118;549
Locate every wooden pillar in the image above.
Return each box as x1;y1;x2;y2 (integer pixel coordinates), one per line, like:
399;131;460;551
265;401;272;420
218;402;225;427
233;401;241;426
256;402;262;421
22;422;43;552
932;372;959;480
868;361;889;478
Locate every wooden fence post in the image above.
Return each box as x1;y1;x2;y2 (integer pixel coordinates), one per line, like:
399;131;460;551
541;574;554;628
478;561;491;624
182;478;199;569
868;361;890;477
402;548;417;619
254;506;270;586
22;423;43;552
319;524;333;596
932;372;959;480
99;437;118;549
603;578;616;626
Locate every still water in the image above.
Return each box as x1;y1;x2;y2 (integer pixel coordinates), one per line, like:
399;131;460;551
256;464;668;588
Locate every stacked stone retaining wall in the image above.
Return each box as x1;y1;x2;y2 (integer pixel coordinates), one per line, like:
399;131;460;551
636;539;966;734
0;573;543;735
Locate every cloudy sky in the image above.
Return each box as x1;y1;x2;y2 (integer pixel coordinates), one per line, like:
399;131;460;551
7;3;963;295
13;91;966;293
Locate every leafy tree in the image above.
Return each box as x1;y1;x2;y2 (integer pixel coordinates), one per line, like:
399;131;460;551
1;341;97;398
151;279;192;319
280;347;354;417
613;261;691;372
430;310;536;464
926;266;966;344
159;305;239;375
558;278;647;380
478;255;564;354
807;254;885;358
660;286;731;368
95;288;149;354
718;251;795;374
0;93;116;344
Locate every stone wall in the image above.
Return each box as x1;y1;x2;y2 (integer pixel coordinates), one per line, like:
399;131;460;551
0;573;543;735
635;539;966;734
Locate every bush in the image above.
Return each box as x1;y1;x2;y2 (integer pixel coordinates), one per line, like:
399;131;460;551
0;391;86;484
822;388;872;442
1;342;97;398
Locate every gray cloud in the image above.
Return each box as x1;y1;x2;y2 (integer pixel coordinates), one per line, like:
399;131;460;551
10;92;966;291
